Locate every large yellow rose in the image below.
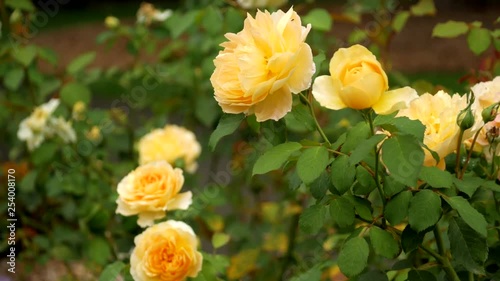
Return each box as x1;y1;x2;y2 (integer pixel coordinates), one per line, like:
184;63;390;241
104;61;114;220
130;220;203;281
116;161;191;227
211;8;315;122
471;76;500;130
312;44;417;114
138;125;201;173
397;91;470;168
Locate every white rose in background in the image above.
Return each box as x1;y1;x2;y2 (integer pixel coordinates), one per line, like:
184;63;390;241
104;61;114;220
17;99;77;151
136;2;172;25
237;0;288;9
470;76;500;130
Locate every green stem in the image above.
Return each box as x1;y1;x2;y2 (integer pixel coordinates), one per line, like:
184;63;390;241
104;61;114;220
455;129;465;177
279;212;300;280
468;272;474;281
460;126;484;178
366;111;387;226
433;225;461;281
300;92;331;146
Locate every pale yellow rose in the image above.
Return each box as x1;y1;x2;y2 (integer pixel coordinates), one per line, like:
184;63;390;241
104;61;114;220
211;8;315;122
312;44;417;114
116;161;191;227
138;125;201;173
397;91;470;168
470;76;500;130
130;220;202;281
237;0;288;9
104;16;120;29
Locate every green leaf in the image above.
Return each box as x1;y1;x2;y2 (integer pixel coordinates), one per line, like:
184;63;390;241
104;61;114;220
481;180;500;192
11;45;38;67
344;194;373;221
353;166;376;195
358;270;389;281
392;11;410;33
166;11;198;39
297;146;329;184
419;166;453;188
99;261;126;281
401;225;425;254
299;204;327;235
410;0;436;16
349;134;386;165
290;266;322;281
407;270;437;281
32;142;59;167
60;82;91;106
252;142;302;175
338;237;369;277
341;122;370;153
303;8;332;32
212;233;230;249
4;67;24;91
329;196;355;228
19;170;38;193
5;0;34;11
331;155;356;194
209;114;244;150
202;6;223;36
369;226;400;259
384;175;406;197
285;103;315;132
408;190;441;232
467;27;492;55
385;190;412;226
67;52;96;74
432;21;469;38
310;171;330;199
381;134;424;187
374;115;425;141
453;176;484;197
85;237;111;265
442;196;487;237
348;29;367;44
38;47;58;66
448;217;488;274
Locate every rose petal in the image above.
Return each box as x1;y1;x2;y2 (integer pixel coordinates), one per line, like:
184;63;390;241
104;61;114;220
312;75;346;110
166;191;193;210
373;86;418;115
254;88;292;122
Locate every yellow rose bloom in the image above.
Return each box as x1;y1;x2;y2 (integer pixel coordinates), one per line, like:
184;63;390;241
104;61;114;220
211;8;315;122
397;91;470;168
138;125;201;173
116;161;191;227
312;44;417;114
470;76;500;130
130;220;203;281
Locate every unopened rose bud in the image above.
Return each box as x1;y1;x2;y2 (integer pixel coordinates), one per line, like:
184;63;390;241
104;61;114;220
481;103;499;123
104;16;120;29
457;107;475;130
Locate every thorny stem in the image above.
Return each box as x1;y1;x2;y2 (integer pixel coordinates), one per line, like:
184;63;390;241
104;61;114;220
299;91;331;146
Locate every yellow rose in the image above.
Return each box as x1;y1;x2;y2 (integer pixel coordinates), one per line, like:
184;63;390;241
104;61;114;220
312;44;417;114
116;161;191;227
397;91;470;168
211;8;315;122
130;220;203;281
104;16;120;29
138;125;201;173
471;76;500;130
